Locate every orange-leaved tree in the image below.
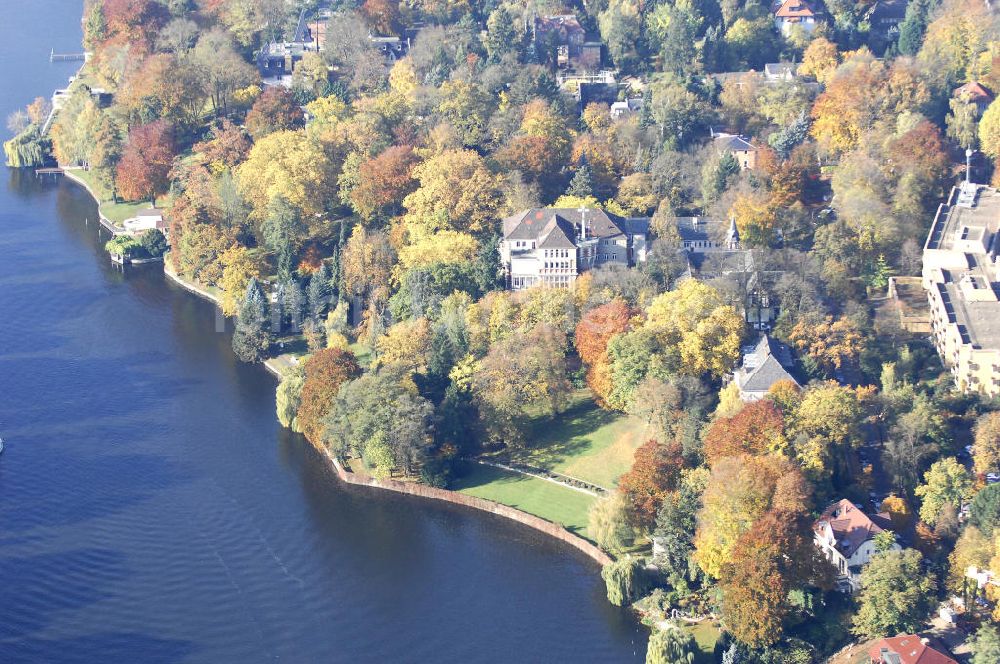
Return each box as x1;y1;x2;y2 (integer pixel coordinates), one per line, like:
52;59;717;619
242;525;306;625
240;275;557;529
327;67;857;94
297;348;362;446
574;299;635;405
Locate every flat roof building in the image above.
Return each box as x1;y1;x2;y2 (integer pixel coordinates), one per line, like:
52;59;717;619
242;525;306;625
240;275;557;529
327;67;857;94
923;183;1000;398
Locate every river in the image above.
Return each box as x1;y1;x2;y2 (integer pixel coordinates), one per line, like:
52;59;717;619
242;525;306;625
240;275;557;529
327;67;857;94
0;2;646;662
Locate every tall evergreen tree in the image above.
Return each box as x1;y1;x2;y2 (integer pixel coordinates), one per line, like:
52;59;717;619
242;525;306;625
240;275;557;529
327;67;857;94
282;279;305;332
897;0;929;56
232;278;272;363
308;264;330;321
262;195;305;283
566;163;595;198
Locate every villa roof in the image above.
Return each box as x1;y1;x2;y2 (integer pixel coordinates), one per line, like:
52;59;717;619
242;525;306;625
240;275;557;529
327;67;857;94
954;81;994;103
815;499;892;559
715;133;756;153
869;635;958;664
503;208;628;242
774;0;821;18
736;335;798;394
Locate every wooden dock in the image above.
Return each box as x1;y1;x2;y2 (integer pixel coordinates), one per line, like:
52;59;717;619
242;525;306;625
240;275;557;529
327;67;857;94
50;50;86;62
35;167;63;175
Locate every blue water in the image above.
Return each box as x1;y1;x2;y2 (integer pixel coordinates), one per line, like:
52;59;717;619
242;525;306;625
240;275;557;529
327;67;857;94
0;2;645;662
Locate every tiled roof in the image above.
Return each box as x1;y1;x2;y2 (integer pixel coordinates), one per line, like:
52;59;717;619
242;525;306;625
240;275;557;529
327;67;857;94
954;81;994;103
537;216;577;249
736;335;798;393
675;217;726;243
502;208;628;242
816;499;892;559
869;635;958;664
715;133;756;153
774;0;820;18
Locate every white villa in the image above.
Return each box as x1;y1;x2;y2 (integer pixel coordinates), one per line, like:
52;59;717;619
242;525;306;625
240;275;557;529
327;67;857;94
814;499;899;592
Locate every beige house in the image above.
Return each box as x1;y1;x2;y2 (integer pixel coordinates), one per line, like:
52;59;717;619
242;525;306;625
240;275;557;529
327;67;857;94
814;499;899;592
500;208;648;290
923;183;1000;398
714;133;758;170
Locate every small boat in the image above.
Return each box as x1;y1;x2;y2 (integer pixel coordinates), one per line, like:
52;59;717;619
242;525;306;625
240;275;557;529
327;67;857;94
0;437;4;454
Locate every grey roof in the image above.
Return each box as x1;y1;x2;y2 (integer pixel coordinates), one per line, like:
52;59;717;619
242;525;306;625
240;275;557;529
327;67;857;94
714;133;756;152
537;216;577;249
675;217;726;243
865;0;908;23
502;208;628;242
737;334;799;393
625;217;650;236
764;62;797;78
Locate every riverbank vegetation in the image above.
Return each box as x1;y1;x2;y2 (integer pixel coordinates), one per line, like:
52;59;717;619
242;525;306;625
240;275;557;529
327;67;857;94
18;0;1000;661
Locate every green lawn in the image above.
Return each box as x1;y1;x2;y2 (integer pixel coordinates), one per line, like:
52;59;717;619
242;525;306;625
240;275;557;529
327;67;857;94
451;461;596;539
509;390;650;489
685;622;721;664
66;168;156;225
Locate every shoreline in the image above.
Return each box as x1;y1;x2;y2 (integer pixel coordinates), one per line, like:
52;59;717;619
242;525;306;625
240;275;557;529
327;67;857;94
118;193;613;567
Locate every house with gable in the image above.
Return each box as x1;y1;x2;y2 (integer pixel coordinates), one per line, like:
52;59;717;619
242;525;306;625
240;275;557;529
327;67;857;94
499;208;649;290
534;14;602;70
864;0;909;42
773;0;825;36
814;499;900;592
732;334;798;401
869;635;958;664
954;81;995;115
714;132;758;169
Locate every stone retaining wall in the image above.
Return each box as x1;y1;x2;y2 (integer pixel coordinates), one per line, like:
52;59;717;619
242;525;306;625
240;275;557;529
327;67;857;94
324;454;612;567
166;252;610;567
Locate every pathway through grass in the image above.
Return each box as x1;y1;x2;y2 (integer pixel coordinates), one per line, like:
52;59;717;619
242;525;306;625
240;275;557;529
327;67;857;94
451;462;596;539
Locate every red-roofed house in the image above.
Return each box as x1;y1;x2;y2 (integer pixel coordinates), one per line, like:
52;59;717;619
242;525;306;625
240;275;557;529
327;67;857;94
814;499;899;592
954;81;995;114
774;0;825;36
869;635;958;664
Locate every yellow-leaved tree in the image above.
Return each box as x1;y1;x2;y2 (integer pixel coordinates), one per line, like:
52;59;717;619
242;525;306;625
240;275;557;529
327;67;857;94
236;129;338;224
218;244;261;317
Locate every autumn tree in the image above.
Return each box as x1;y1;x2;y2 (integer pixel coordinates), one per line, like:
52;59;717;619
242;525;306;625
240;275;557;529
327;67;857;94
497;100;573;192
719;511;833;648
798;37;840;85
472;323;571;445
236;129;338;222
194;119;251;170
245;87;304;139
915;457;972;526
574;299;634;404
694;455;811;578
644;279;744;379
973;412;1000;476
297;347;362;445
349;145;419;222
218;244;261;317
788;314;864;377
789;381;867;486
852;549;936;639
703;400;786;465
618;439;684;530
115;120;175;203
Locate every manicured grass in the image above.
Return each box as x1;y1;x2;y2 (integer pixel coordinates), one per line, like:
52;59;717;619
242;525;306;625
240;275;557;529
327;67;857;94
451;462;596;539
685;622;721;664
510;390;650;489
66;168;157;225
